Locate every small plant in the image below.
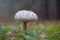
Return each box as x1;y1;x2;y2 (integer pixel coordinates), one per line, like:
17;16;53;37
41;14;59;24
0;26;10;40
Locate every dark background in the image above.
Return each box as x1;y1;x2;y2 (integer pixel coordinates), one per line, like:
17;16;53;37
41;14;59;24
0;0;59;22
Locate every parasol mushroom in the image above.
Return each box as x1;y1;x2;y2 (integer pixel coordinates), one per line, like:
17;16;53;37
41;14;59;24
14;10;38;34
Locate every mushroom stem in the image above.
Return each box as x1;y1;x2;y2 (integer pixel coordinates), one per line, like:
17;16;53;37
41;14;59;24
23;22;27;34
23;22;27;40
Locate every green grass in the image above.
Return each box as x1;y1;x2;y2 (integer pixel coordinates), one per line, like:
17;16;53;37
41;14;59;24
0;22;60;40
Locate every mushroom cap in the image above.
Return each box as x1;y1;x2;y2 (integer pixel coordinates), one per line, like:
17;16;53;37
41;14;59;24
15;10;38;22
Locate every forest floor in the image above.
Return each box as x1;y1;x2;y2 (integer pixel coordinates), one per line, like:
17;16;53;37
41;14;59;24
0;20;60;40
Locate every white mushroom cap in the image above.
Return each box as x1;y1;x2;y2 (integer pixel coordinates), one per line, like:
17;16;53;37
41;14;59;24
15;10;38;22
